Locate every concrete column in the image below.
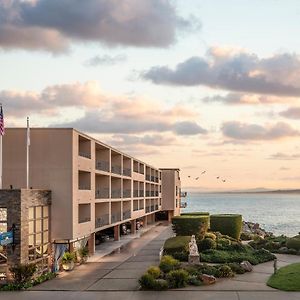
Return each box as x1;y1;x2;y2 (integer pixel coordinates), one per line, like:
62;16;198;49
131;219;136;234
168;210;174;222
88;233;95;256
143;215;148;227
114;224;120;241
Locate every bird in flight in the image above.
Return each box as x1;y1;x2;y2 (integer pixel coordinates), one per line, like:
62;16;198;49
222;179;226;182
201;171;206;174
188;175;191;178
195;177;199;180
216;176;220;179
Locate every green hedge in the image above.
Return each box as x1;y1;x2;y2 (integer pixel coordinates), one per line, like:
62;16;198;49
181;212;210;216
287;235;300;251
210;214;242;240
164;236;190;261
172;215;209;239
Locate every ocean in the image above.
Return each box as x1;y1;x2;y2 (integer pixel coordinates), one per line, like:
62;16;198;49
181;192;300;237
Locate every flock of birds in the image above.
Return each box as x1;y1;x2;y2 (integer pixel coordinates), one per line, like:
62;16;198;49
187;171;227;183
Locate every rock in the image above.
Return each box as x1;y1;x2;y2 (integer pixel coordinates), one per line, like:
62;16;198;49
253;223;260;230
200;274;216;285
279;247;288;253
240;261;253;272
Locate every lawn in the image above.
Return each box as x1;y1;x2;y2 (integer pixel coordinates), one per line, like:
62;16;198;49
267;263;300;291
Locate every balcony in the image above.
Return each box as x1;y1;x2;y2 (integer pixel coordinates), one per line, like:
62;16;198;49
151;176;155;182
139;190;144;197
155;177;159;183
133;190;139;197
111;213;121;223
95;161;110;172
79;152;91;159
111;165;122;175
123;189;131;198
123;168;131;177
123;210;131;220
146;175;151;181
151;191;155;197
95;214;109;228
146;191;150;197
155;204;159;210
146;206;150;213
111;189;121;198
151;205;155;212
95;188;109;199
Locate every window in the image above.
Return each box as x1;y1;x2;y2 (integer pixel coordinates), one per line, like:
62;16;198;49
0;208;7;233
28;206;50;268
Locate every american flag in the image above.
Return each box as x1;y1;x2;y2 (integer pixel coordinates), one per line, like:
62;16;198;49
0;105;4;136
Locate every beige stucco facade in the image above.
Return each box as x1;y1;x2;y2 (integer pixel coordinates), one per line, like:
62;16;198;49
3;128;181;247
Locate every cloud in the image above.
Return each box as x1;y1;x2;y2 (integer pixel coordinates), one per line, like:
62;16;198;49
84;54;127;67
222;121;300;140
269;153;300;160
279;107;300;119
203;93;291;105
279;167;290;171
143;47;300;97
0;0;195;52
0;81;104;117
173;121;207;135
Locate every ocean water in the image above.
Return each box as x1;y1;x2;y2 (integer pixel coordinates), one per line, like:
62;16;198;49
181;193;300;237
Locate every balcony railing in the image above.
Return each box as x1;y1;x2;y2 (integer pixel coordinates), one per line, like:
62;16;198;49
155;204;159;210
111;189;121;198
151;191;155;197
111;213;121;223
79;152;91;159
79;186;91;190
146;191;150;197
139;190;144;197
146;175;151;181
123;210;131;220
133;206;139;211
155;177;159;183
151;205;155;212
123;168;131;177
155;191;159;197
145;206;150;213
123;189;131;198
133;190;139;197
95;161;109;172
95;214;109;228
111;165;122;175
151;176;155;182
95;188;109;199
79;216;91;224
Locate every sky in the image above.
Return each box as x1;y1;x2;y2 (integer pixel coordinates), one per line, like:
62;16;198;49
1;0;300;191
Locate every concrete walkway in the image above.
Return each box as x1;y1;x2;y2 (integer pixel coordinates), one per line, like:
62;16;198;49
1;225;300;299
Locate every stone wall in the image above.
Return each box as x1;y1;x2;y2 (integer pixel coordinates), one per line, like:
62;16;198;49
0;189;51;267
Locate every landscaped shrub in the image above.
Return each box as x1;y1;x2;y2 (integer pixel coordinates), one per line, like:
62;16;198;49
187;275;203;286
197;263;218;276
166;269;189;288
215;265;234;278
197;237;217;251
210;214;242;240
139;273;156;290
154;279;168;291
287;236;300;251
172;215;209;239
159;255;180;273
147;266;161;279
205;232;217;240
9;263;37;285
181;212;210;216
217;237;231;250
163;236;190;261
240;232;254;241
227;263;246;274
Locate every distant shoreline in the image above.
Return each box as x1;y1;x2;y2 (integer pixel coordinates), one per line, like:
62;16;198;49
188;189;300;194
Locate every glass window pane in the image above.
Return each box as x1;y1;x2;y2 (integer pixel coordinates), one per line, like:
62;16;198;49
43;206;48;218
29;235;34;247
36;220;42;232
36;233;42;245
29;207;34;220
36;207;42;219
0;223;7;233
29;221;34;234
43;218;48;231
43;231;49;243
0;208;7;221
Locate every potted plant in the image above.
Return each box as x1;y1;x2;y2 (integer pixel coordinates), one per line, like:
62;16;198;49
61;252;75;271
78;247;89;264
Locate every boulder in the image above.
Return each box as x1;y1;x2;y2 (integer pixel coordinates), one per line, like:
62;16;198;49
240;261;253;272
200;274;216;285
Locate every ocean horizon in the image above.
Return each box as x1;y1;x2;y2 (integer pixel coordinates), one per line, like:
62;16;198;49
182;192;300;237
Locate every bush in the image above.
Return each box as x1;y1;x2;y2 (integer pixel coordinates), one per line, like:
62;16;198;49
154;279;168;291
198;238;217;251
147;266;161;279
217;238;231;250
172;215;209;239
215;265;234;278
166;269;189;288
139;273;156;290
240;232;254;241
287;236;300;251
188;275;203;286
9;263;36;285
205;232;217;240
181;212;210;216
163;236;190;261
159;255;180;273
197;263;218;276
227;262;246;274
210;214;242;240
78;247;89;258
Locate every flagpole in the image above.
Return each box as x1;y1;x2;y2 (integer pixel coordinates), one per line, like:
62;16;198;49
26;117;30;189
0;104;4;190
0;134;2;189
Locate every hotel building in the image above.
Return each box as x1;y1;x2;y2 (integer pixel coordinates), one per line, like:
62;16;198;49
1;128;181;267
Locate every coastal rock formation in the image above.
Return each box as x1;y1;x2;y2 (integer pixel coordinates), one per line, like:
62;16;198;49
200;274;216;285
240;261;253;272
243;221;273;238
